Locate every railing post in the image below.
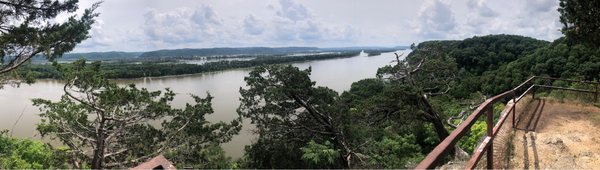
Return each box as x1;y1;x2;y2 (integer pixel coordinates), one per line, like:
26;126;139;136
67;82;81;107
594;83;598;103
532;85;536;99
512;91;516;128
486;106;494;169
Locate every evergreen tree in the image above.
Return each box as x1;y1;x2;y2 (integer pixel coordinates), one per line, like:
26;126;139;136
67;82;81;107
559;0;600;47
0;0;98;86
33;60;241;169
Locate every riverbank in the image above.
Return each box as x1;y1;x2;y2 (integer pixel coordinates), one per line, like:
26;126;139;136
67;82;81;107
1;50;407;158
20;51;370;80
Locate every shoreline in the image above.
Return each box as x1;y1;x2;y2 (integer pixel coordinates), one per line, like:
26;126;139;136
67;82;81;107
29;51;400;82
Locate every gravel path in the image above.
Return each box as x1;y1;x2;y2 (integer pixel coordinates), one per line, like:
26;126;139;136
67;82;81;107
510;99;600;169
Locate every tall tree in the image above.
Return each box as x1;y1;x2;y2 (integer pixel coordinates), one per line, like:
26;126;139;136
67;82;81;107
238;65;436;169
239;65;377;168
558;0;600;47
376;45;457;140
0;0;98;86
33;60;241;169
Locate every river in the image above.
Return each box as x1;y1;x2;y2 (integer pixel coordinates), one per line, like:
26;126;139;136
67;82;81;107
0;50;408;158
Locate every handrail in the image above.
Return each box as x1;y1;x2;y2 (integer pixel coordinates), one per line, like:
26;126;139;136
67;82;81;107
415;76;599;169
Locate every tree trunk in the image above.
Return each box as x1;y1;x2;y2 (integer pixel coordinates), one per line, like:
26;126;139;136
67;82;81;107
91;121;107;169
419;95;450;140
419;95;457;157
430;115;450;140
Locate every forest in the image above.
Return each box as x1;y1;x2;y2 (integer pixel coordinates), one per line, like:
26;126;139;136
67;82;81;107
28;46;404;63
138;47;321;58
19;51;362;79
1;0;599;169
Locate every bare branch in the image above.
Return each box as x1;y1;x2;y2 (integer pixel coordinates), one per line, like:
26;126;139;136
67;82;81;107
103;148;129;158
63;77;106;113
287;93;333;129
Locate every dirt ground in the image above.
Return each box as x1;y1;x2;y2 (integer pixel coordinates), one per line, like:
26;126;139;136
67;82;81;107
509;98;600;169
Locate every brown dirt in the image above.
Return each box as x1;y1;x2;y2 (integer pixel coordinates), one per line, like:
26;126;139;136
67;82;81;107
510;98;600;169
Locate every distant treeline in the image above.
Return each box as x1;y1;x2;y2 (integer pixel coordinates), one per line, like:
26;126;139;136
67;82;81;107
139;47;321;58
364;49;399;56
31;51;142;63
31;46;407;63
21;51;362;79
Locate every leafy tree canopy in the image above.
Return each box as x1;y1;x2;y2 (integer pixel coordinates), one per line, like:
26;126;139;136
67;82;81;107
238;65;441;169
0;0;98;87
0;130;69;169
559;0;600;47
33;59;241;169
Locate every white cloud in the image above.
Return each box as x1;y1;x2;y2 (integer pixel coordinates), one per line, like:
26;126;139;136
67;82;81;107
77;19;112;49
142;5;225;45
411;0;561;41
526;0;557;13
516;0;561;40
266;0;357;44
461;0;501;35
413;0;457;39
76;19;145;52
467;0;497;17
100;1;359;50
276;0;311;22
72;0;564;52
460;0;561;41
243;15;265;35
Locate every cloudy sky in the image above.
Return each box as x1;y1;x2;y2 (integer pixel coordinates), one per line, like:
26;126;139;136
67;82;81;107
69;0;562;52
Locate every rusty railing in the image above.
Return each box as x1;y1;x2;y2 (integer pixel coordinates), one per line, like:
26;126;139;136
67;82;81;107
415;76;600;169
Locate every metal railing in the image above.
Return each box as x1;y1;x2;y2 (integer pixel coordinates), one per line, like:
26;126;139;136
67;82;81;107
415;76;600;169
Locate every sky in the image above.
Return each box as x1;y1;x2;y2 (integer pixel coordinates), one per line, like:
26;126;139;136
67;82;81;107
67;0;563;52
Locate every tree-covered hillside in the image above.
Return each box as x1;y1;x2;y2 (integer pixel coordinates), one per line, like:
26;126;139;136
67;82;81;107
403;35;549;98
481;37;600;94
448;35;548;75
20;51;362;79
233;33;559;168
32;51;143;63
3;0;600;168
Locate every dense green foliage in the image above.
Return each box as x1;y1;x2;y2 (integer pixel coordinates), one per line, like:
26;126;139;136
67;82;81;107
5;1;600;168
164;144;234;169
236;32;598;168
447;35;548;75
397;35;549;97
300;140;340;167
237;65;441;168
12;33;597;168
363;48;398;56
0;0;98;85
482;38;600;94
20;51;361;79
0;131;69;169
237;65;345;168
30;46;405;64
558;0;600;47
32;60;241;168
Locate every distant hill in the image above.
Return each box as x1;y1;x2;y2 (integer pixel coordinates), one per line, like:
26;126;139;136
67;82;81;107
33;51;142;63
60;51;142;60
138;47;321;58
138;46;409;58
32;46;407;62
